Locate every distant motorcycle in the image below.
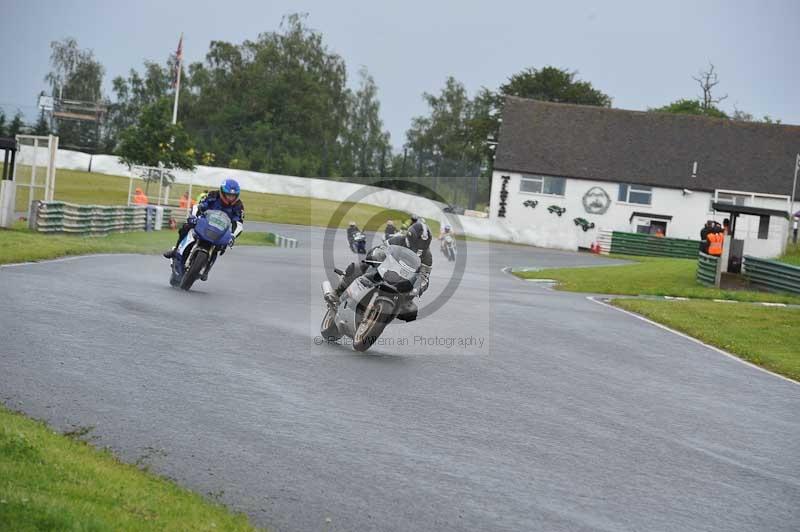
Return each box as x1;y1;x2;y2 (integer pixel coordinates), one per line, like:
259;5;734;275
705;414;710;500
350;232;367;254
169;209;233;291
321;245;421;352
441;234;456;262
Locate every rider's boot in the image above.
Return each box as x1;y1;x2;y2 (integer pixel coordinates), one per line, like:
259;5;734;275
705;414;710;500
163;247;176;259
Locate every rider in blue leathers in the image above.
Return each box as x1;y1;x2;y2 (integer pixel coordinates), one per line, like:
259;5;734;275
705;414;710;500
163;179;245;273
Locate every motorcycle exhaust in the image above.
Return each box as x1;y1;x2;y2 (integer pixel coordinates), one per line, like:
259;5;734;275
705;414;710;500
322;280;333;298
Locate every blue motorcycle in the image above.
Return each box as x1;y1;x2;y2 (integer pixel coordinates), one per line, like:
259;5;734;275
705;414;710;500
170;209;233;290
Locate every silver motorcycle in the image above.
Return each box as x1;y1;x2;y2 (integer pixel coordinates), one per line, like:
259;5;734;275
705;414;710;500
321;245;421;352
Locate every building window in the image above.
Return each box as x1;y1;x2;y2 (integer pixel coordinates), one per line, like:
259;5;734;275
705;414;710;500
618;184;652;205
711;192;748;211
519;175;566;196
758;215;770;239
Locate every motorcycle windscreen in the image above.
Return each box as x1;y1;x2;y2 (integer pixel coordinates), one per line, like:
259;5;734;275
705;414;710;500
196;210;232;246
377;245;420;290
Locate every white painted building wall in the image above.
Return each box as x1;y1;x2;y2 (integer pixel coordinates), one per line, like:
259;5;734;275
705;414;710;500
490;171;790;258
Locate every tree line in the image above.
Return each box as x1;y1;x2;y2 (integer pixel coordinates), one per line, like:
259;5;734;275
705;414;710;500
25;15;780;207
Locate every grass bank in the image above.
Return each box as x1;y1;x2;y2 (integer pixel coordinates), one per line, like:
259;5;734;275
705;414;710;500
613;299;800;382
513;255;800;305
0;225;273;266
0;405;257;531
11;165;424;233
779;242;800;266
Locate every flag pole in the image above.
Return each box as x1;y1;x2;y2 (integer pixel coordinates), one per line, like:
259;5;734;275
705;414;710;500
171;33;183;126
792;153;799;210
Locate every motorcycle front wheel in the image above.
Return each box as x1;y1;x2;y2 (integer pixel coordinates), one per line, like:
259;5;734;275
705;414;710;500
180;249;208;291
352;300;391;352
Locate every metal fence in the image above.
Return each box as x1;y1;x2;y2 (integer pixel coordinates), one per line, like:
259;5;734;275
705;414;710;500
600;231;700;259
743;256;800;295
696;252;719;286
29;201;173;235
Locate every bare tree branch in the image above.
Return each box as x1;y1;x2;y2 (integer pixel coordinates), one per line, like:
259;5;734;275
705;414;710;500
693;63;728;110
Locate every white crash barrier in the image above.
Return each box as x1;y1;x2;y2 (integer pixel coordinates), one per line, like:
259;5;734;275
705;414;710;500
20;146;577;250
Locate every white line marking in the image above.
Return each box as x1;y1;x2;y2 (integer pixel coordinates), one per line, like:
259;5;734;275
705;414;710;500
0;254;141;269
587;296;798;386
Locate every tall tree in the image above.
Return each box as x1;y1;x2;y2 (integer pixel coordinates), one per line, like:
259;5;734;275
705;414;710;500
44;38;106;151
106;61;174;150
183;14;349;176
341;67;391;180
8;112;24;137
34;110;50;136
499;66;612;107
693;63;727;112
117;98;195;171
0;111;6;137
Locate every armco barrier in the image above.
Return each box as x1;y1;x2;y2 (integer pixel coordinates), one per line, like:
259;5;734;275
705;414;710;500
267;232;299;248
29;201;173;235
696;252;719;286
743;256;800;295
609;231;700;259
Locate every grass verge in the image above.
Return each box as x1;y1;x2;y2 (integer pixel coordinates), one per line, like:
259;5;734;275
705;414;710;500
779;242;800;266
0;405;256;531
513;255;800;305
0;225;273;266
612;299;800;382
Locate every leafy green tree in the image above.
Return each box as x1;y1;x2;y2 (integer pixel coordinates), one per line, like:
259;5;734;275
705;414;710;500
106;61;175;150
650;98;728;119
0;111;6;137
341;67;392;180
34;110;50;136
183;14;348;177
499;66;612;107
8;112;24;137
117;98;195;171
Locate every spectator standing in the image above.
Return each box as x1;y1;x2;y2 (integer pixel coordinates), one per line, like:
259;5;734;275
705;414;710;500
133;187;149;206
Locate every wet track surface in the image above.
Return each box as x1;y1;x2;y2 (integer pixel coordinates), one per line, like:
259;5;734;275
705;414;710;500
1;224;799;531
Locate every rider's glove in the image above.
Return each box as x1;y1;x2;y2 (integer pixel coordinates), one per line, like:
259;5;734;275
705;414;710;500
228;236;236;248
186;215;198;225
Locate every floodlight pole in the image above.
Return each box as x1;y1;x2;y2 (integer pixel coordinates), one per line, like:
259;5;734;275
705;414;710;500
171;33;183;126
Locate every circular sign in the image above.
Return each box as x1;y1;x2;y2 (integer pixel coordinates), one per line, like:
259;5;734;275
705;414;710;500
582;187;611;215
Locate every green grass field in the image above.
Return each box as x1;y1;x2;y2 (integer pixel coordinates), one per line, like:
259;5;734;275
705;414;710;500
613;299;800;381
11;165;426;233
513;254;800;305
0;405;258;531
780;242;800;266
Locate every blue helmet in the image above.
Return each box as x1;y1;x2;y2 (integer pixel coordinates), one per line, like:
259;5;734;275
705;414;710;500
220;178;240;205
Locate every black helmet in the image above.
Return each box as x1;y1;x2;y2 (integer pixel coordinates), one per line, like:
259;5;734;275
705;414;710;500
405;221;431;253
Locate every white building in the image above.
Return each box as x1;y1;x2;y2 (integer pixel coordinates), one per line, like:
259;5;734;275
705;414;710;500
489;97;799;258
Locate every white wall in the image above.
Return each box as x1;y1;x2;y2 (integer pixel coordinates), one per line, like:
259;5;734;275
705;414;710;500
490;171;790;258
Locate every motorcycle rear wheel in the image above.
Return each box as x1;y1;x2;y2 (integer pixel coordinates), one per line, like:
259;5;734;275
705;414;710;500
352;300;391;352
180;249;208;291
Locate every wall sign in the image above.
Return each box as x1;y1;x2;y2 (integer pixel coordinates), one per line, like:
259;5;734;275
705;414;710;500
498;175;510;217
523;199;538;208
548;205;566;217
573;217;596;232
582;186;611;215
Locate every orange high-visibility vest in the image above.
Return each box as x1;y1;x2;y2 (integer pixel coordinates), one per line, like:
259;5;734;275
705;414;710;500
708;232;723;256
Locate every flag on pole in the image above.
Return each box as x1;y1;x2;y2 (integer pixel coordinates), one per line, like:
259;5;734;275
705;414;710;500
172;34;183;88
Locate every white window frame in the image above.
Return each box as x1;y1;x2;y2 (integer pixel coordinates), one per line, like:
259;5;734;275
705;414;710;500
519;175;566;197
618;183;653;206
709;189;791;214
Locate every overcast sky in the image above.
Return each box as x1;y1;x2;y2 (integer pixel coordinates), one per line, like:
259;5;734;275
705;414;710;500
3;0;799;148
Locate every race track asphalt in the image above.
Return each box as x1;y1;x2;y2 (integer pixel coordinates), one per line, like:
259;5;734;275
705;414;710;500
1;223;798;532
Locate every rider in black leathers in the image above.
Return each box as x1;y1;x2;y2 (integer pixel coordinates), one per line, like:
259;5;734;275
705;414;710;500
331;220;433;301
